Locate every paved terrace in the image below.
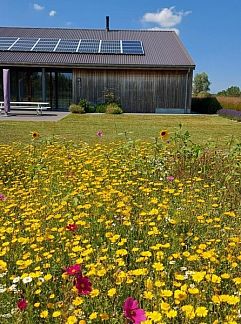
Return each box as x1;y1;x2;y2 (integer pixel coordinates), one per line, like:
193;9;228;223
0;111;70;121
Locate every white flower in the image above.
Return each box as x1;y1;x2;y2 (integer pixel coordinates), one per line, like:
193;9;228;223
0;271;7;278
22;276;32;284
12;276;21;283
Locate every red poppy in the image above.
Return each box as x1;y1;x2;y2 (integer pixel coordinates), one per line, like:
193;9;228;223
66;223;78;231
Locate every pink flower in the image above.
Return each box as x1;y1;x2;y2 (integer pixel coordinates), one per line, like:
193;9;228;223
66;223;78;231
75;275;92;295
123;297;146;324
96;130;103;137
65;264;81;276
17;299;28;311
0;193;6;201
167;175;175;182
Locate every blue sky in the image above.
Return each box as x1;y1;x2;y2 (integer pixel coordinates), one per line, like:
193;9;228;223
1;0;241;93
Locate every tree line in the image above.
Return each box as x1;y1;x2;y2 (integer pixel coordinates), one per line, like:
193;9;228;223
193;72;241;97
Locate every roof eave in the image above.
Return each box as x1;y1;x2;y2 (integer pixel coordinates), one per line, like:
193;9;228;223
0;62;196;70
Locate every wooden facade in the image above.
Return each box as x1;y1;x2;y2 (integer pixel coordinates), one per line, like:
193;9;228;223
73;68;193;113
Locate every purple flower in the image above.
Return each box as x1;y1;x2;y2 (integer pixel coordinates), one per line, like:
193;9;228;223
96;130;103;137
0;194;6;201
167;176;175;182
123;297;146;324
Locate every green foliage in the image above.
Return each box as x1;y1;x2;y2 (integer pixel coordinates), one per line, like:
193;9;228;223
69;104;85;114
102;88;120;104
193;72;211;96
191;97;222;114
196;91;212;98
217;86;241;97
79;99;95;113
95;103;107;113
105;103;123;114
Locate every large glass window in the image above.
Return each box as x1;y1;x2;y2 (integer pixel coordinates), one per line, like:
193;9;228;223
0;68;72;110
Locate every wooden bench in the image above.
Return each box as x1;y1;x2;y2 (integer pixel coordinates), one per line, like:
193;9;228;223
0;101;51;115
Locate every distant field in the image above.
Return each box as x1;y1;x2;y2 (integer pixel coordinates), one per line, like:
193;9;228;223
0;113;241;147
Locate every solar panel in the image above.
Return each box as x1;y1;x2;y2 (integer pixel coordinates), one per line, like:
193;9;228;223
100;40;121;54
0;37;144;55
10;38;39;51
78;40;100;53
0;37;18;50
33;38;60;52
122;41;144;54
55;39;79;52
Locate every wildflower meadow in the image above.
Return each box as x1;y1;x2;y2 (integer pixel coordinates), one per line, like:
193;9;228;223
0;127;241;323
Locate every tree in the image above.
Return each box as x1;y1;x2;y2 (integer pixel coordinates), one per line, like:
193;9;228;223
193;72;211;96
217;86;241;97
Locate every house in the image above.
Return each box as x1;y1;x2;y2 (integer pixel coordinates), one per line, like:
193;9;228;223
0;20;195;113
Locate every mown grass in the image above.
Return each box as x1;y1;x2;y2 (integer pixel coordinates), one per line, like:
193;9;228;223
0;114;241;147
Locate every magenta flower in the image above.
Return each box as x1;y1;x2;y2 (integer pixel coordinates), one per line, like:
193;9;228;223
167;175;175;182
0;193;7;201
75;275;92;295
66;223;78;231
65;264;81;276
123;297;146;324
96;130;103;137
17;298;28;311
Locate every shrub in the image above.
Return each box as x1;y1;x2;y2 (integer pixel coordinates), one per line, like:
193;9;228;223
218;108;241;121
191;97;222;114
69;104;85;114
79;99;95;113
105;103;123;114
95;103;107;113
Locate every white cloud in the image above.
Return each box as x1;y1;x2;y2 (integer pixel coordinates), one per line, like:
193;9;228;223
49;10;57;17
142;7;191;28
33;3;44;11
147;27;180;35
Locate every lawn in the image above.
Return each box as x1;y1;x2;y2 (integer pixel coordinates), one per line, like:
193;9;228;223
0;113;241;147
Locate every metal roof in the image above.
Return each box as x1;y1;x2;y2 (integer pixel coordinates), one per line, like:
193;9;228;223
0;27;195;69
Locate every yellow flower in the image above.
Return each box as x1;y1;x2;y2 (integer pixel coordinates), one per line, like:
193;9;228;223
107;288;116;297
99;313;109;320
31;131;40;139
148;311;162;321
72;296;83;306
40;310;48;318
89;312;98;320
66;315;78;324
160;129;169;140
191;271;206;283
90;289;100;298
44;273;52;281
52;311;61;318
160;302;170;311
166;309;178;318
143;291;154;300
196;306;208;317
174;289;187;301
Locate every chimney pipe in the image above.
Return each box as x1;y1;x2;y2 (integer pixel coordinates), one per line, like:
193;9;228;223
106;16;110;31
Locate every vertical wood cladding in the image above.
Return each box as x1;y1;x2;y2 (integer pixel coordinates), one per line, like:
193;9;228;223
73;69;192;113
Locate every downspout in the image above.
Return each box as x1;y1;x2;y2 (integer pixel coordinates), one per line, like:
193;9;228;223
184;68;190;114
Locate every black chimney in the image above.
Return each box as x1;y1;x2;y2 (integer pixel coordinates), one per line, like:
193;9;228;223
106;16;110;31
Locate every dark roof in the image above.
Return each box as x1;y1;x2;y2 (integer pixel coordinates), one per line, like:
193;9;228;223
0;27;195;69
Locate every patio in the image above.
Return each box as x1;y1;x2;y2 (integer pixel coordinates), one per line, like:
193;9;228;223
0;110;70;122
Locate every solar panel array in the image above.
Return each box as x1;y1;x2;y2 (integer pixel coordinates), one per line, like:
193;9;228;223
0;37;144;55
